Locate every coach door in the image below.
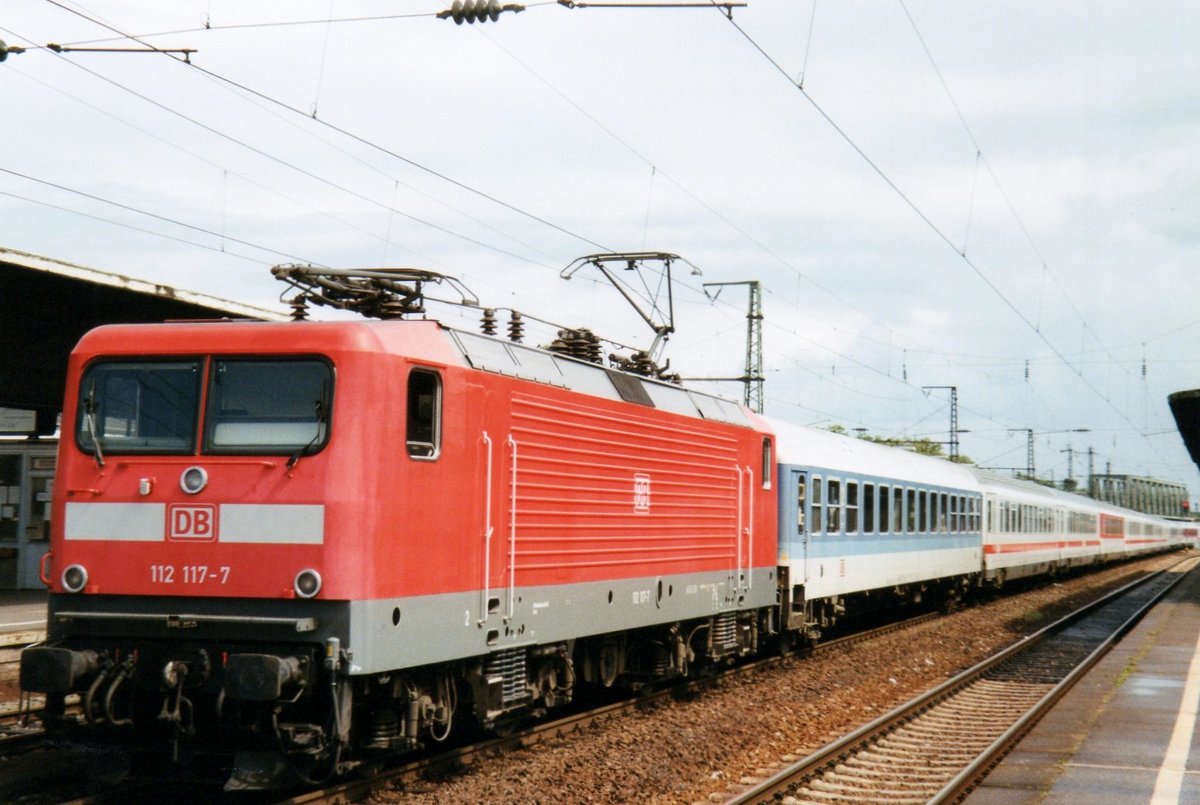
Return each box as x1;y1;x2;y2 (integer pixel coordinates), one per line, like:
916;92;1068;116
793;470;810;580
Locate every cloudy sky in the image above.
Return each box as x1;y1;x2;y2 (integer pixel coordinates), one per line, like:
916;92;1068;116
3;1;1199;499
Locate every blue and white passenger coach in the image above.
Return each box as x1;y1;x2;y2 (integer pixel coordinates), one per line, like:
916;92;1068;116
771;420;984;639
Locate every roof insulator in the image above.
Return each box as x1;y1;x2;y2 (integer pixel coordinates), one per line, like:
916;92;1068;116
438;0;525;24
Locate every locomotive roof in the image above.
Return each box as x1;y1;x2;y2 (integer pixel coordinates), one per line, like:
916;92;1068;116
446;327;756;429
71;318;760;430
72;318;464;364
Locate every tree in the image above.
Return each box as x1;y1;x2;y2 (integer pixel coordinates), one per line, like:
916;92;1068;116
828;426;974;464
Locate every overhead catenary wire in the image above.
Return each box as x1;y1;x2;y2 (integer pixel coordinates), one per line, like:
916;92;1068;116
2;21;557;270
10;3;1190;485
469;20;941;353
711;4;1177;474
0;167;321;265
80;7;819;360
0;52;469;271
897;0;1143;389
0;188;270;265
39;0;616;257
34;0;957;386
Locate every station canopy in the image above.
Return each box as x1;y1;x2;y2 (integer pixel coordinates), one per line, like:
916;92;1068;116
1169;389;1200;473
0;247;284;437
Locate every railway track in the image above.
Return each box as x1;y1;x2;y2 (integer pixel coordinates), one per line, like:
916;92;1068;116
276;612;944;805
726;557;1195;805
0;629;49;754
0;611;940;804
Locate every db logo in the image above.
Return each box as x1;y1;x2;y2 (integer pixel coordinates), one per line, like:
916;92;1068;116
633;473;651;514
168;504;218;541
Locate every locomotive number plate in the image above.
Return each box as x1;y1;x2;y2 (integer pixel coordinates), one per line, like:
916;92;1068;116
150;564;231;584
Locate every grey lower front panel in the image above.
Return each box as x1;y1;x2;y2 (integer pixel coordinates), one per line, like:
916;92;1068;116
46;593;351;646
347;567;776;675
41;568;776;678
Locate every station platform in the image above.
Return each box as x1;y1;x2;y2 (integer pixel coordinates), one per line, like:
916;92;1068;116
969;557;1200;804
0;589;46;645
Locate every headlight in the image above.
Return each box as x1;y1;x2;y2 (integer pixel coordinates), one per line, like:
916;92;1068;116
294;569;322;599
180;466;208;495
62;564;88;593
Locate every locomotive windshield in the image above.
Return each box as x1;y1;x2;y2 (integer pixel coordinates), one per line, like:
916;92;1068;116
77;360;202;455
204;358;331;454
75;357;332;457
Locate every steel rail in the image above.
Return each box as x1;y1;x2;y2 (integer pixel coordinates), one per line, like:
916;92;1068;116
278;611;944;804
726;558;1193;805
929;558;1194;803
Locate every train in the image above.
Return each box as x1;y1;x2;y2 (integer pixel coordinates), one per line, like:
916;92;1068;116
19;313;1193;786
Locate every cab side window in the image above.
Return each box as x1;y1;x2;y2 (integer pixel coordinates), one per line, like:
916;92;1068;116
407;369;442;459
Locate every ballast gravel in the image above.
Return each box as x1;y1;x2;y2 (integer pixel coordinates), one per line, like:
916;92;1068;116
0;556;1181;802
381;555;1180;803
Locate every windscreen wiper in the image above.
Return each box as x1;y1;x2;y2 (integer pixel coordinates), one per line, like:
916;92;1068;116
287;388;328;470
83;383;105;468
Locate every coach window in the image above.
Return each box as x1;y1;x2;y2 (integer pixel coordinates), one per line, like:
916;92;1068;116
878;485;889;534
811;477;823;534
892;486;904;534
939;493;949;533
863;483;875;534
406;368;442;459
827;479;842;533
906;488;917;533
846;481;859;533
920;490;929;533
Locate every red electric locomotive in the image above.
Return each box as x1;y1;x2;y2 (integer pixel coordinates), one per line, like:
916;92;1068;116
21;311;778;782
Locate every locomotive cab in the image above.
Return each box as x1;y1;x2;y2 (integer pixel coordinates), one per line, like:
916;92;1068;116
20;322;369;782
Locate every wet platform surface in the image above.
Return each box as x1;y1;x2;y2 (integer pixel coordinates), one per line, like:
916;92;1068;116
0;590;46;643
969;558;1200;804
